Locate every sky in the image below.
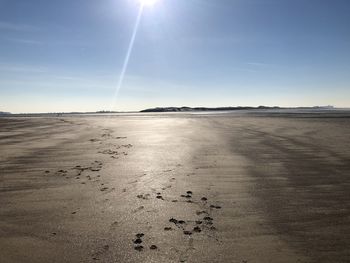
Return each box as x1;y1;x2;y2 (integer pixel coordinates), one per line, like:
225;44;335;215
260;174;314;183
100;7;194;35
0;0;349;113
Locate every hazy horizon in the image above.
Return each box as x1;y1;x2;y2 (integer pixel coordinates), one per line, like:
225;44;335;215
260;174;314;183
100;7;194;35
1;104;347;115
1;0;349;113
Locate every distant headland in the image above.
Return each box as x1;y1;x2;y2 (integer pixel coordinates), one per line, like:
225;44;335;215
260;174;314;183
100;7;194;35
0;106;338;116
140;105;335;113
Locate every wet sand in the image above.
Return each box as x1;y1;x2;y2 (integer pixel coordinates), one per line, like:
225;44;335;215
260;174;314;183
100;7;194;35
1;112;350;262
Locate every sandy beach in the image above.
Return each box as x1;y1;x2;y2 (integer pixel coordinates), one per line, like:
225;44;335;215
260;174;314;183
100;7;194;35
1;111;350;263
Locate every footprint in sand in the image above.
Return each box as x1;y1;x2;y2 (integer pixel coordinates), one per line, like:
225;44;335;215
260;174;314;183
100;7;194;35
156;193;164;200
92;245;110;260
181;191;193;199
162;185;172;190
134;245;144;251
183;230;192;236
110;221;119;230
133;233;145;251
193;226;202;233
132;206;145;213
203;216;214;226
133;238;142;244
196;210;208;216
137;194;150;200
128;179;138;184
56;169;68;177
169;218;186;229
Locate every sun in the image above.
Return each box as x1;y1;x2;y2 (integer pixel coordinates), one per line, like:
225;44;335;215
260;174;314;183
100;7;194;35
139;0;158;6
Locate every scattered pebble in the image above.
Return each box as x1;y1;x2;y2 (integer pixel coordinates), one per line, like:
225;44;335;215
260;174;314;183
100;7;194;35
150;245;158;250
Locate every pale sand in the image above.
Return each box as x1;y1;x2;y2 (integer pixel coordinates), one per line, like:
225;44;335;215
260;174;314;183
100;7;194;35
1;112;350;262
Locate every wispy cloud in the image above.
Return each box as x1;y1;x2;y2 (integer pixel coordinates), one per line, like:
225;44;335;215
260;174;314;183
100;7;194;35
230;67;258;73
0;63;47;73
2;37;43;45
246;62;274;67
0;21;40;32
179;36;246;46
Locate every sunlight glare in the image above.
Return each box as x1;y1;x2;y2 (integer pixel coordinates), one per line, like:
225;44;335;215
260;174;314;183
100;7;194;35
139;0;158;6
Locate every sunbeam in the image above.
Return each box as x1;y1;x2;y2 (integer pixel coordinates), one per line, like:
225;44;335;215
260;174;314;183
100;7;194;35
109;4;144;112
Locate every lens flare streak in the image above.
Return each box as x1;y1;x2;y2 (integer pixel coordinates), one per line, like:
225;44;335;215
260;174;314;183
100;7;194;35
110;5;144;111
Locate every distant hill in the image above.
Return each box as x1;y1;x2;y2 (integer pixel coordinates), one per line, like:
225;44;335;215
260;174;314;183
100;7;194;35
140;106;281;112
0;111;11;115
140;106;335;113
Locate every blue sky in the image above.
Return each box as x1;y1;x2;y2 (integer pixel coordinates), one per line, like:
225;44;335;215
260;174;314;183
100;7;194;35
0;0;349;113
